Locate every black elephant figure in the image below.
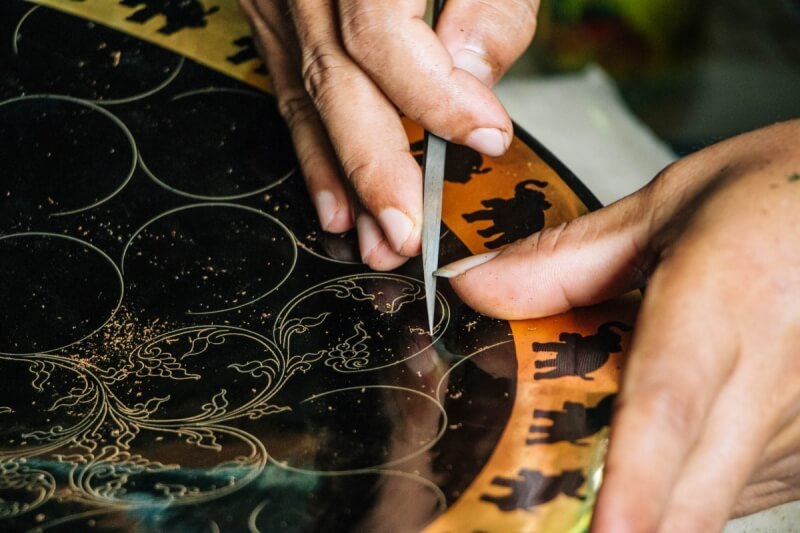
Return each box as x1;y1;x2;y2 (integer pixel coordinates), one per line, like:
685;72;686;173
527;394;617;445
226;36;268;74
119;0;220;35
533;322;632;380
410;140;492;184
480;468;586;512
462;179;551;249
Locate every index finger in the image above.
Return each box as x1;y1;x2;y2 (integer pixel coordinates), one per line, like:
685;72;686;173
337;0;513;156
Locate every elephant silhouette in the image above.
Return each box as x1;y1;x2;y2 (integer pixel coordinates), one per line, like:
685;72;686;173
480;468;586;511
527;394;616;445
462;179;551;249
533;322;632;380
119;0;220;35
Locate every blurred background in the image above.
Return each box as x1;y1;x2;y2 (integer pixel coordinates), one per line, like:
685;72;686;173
513;0;800;154
493;0;800;207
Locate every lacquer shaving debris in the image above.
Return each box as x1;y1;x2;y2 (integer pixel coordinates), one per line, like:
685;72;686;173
64;306;171;372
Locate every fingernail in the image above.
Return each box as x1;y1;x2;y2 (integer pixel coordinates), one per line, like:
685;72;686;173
314;190;338;231
453;48;494;86
378;207;415;253
434;251;500;278
466;128;507;157
356;213;382;263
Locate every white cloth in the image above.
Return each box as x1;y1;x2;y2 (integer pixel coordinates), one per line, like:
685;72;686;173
496;64;675;206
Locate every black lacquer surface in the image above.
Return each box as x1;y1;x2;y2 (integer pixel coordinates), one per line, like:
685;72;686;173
0;3;515;531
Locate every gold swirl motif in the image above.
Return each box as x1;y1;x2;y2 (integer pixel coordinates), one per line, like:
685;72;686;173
0;460;56;518
324;321;372;372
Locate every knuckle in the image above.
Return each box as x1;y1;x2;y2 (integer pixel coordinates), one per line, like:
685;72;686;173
648;159;685;200
344;155;380;190
542;221;578;307
405;96;448;131
301;48;343;106
276;90;316;129
546;221;575;254
344;148;415;193
339;6;390;62
527;220;577;258
344;155;392;210
640;160;689;242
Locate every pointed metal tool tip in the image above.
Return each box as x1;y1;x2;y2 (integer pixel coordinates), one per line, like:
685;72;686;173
424;266;439;338
421;134;445;341
427;309;435;337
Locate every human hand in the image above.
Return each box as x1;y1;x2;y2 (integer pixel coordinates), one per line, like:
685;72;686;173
436;120;800;531
239;0;539;269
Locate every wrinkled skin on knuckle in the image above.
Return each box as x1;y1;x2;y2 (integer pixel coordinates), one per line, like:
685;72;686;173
344;155;383;202
645;120;800;246
537;221;573;256
734;488;800;519
746;420;800;515
300;49;344;107
641;158;713;245
732;404;800;516
339;5;394;65
276;90;316;129
405;95;448;131
345;150;420;213
641;145;758;247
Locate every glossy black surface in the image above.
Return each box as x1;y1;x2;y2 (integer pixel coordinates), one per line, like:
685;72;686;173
0;96;135;218
11;6;183;102
0;3;515;531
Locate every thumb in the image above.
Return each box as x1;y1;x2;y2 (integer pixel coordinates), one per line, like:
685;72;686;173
437;0;540;87
436;191;654;320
